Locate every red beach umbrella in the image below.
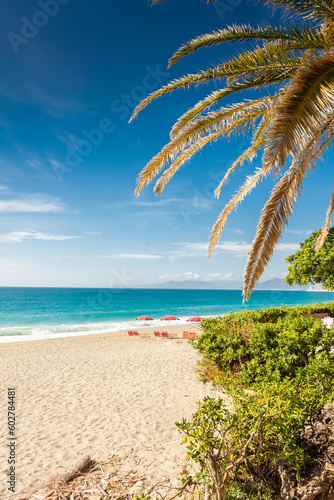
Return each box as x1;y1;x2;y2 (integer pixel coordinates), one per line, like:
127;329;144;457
160;316;179;321
136;316;154;320
187;317;203;322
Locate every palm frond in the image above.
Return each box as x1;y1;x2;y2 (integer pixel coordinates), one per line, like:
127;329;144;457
208;166;274;258
169;24;325;66
263;50;334;173
224;43;316;86
129;68;225;123
315;189;334;251
154;131;226;195
171;71;292;137
135;103;266;196
263;0;334;21
154;108;268;195
131;44;309;127
214;139;267;199
213;97;279;197
243;113;334;300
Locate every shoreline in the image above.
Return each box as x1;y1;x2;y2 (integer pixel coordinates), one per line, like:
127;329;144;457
0;325;224;498
0;322;203;345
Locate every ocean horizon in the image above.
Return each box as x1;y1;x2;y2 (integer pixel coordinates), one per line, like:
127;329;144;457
0;287;333;343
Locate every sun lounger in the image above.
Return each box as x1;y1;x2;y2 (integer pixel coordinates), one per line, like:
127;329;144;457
133;331;139;336
161;331;177;339
182;331;189;339
128;331;135;336
189;333;197;339
154;331;162;338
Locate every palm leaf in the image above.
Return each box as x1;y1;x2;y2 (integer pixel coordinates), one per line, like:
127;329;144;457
169;24;325;66
263;50;334;173
243;113;334;300
153;109;267;195
208;169;271;259
214;99;279;197
263;0;334;20
315;190;334;251
135;103;267;196
129;68;225;123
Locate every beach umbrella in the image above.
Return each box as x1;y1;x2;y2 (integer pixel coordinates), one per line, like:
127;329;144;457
187;317;203;322
160;316;179;321
135;316;154;320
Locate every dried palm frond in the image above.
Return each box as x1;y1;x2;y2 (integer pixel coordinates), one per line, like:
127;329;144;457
243;112;334;300
315;189;334;251
263;50;334;173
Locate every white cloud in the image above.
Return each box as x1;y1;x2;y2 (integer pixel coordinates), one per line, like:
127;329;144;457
169;241;300;257
208;273;235;281
159;272;201;282
100;253;163;260
0;195;69;213
134;198;185;207
275;243;300;252
286;229;313;236
83;231;102;235
0;231;78;243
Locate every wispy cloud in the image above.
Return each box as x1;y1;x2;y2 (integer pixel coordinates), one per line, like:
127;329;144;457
133;198;185;207
0;231;78;243
0;194;69;213
83;231;102;235
0;83;96;119
208;272;235;281
99;253;163;260
275;243;300;252
286;229;313;236
159;272;201;282
168;241;300;258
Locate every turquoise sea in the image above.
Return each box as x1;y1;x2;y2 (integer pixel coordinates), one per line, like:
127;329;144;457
0;287;334;342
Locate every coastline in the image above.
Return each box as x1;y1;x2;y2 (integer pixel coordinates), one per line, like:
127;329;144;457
0;325;223;498
0;322;204;344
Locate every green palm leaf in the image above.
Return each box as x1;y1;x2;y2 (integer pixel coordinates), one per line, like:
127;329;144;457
169;24;325;66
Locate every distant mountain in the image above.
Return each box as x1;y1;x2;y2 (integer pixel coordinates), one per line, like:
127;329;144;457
139;278;306;291
254;278;305;291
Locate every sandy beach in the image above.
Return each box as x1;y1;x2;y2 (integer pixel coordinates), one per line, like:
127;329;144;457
0;326;222;498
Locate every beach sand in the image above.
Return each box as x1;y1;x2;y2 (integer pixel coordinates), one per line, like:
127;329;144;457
0;326;223;498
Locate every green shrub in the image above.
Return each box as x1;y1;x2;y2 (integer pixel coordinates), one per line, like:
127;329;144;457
242;315;334;385
177;303;334;499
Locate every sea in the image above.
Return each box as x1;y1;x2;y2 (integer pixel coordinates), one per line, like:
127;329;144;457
0;287;333;343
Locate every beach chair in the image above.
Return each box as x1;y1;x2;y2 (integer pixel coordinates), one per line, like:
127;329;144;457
161;331;177;339
182;331;189;340
189;333;197;340
154;331;162;338
128;331;135;337
133;331;139;336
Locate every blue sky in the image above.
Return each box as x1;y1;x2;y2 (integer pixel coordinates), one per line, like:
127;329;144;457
0;0;331;287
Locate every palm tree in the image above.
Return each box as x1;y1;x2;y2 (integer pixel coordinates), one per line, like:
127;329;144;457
130;0;334;301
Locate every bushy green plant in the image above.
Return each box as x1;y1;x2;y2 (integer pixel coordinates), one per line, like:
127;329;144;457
285;228;334;291
242;315;334;384
197;305;334;379
177;303;334;499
